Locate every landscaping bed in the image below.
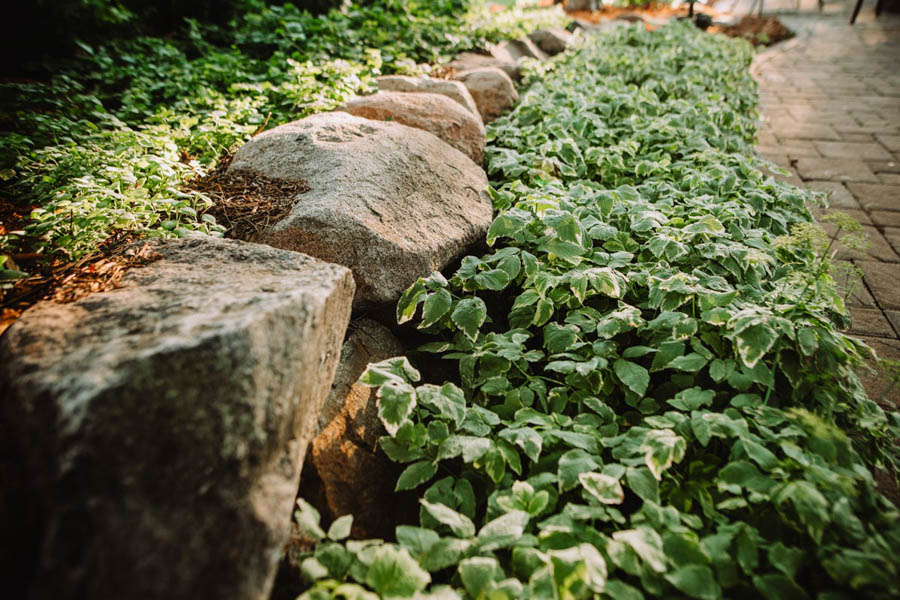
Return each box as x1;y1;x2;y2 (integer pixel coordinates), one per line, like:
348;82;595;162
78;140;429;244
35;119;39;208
565;1;701;22
4;4;898;598
563;1;794;47
293;21;900;600
0;0;567;316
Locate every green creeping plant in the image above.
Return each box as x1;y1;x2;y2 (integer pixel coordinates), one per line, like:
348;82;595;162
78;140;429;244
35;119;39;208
0;0;567;265
297;22;900;600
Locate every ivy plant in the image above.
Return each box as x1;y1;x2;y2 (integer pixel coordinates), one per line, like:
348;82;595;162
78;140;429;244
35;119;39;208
296;21;900;600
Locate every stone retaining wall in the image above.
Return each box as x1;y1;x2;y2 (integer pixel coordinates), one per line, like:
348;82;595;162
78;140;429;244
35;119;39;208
1;27;581;599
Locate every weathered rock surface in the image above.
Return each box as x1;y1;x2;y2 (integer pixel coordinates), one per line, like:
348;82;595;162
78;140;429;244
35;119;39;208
447;51;521;82
316;319;405;433
305;319;407;538
376;75;480;119
228;112;492;309
340;91;485;163
0;237;354;600
528;28;576;55
454;67;519;123
491;37;549;63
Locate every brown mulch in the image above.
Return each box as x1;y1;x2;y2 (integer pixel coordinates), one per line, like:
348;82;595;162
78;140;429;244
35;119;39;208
711;15;794;46
0;153;308;333
559;1;793;46
561;1;794;46
430;65;459;80
566;2;710;23
48;241;161;304
186;154;310;243
0;234;159;335
0;194;32;253
1;189;161;334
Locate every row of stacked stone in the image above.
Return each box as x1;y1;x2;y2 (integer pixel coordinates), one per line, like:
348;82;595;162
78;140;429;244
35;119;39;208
0;28;577;600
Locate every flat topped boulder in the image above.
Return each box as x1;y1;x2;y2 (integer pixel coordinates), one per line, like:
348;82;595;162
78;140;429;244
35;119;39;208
376;75;481;119
340;91;485;163
0;237;354;600
228;112;492;309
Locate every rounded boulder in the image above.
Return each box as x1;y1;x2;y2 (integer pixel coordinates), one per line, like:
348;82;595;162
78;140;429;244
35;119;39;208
454;67;519;123
375;75;481;119
340;91;485;164
228;112;492;309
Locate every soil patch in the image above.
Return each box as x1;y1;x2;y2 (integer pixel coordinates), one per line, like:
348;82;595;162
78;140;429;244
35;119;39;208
711;15;794;46
187;155;310;242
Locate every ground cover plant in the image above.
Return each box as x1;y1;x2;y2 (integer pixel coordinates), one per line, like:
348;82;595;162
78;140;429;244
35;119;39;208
0;0;566;286
293;22;900;599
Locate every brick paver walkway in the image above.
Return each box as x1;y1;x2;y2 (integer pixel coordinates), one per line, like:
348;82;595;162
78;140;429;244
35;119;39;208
750;6;900;405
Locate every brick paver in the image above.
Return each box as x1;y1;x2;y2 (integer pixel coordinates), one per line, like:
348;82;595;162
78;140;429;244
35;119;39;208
870;210;900;227
804;180;860;208
877;134;900;152
814;141;893;160
846;182;900;210
750;6;900;406
848;307;895;337
794;158;880;182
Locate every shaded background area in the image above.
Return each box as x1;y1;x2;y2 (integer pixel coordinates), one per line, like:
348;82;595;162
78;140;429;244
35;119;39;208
1;0;382;75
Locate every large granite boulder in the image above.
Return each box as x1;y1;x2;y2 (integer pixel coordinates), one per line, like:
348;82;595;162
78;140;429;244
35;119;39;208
528;28;576;55
375;75;480;119
228;112;492;309
454;67;519;123
340;91;485;164
447;51;521;82
306;319;407;539
0;237;354;600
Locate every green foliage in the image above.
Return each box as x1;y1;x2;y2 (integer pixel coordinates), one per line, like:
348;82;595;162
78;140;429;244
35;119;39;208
0;0;568;268
296;22;900;599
